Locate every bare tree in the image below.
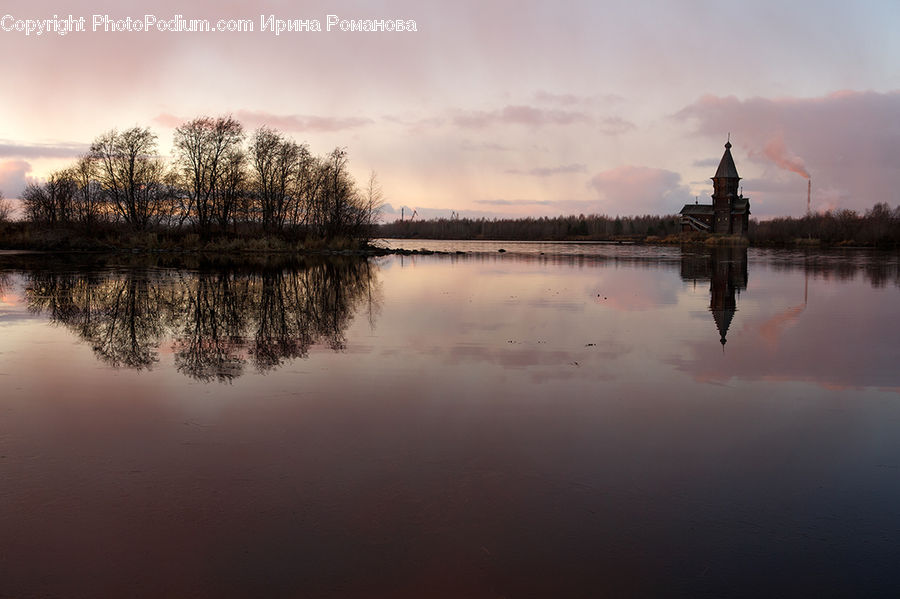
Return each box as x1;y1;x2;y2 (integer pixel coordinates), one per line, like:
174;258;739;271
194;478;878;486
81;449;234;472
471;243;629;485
0;190;12;223
319;147;363;239
90;127;168;229
47;169;77;225
363;170;384;237
21;171;77;226
249;127;301;232
22;182;47;223
214;147;248;230
173;116;244;233
15;117;383;243
71;155;106;227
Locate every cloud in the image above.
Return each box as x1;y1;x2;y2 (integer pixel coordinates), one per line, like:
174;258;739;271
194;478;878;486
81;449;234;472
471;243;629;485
473;199;555;206
693;158;719;168
452;105;593;128
533;91;624;106
597;117;636;135
0;141;89;159
458;140;511;152
505;164;587;177
741;177;804;194
0;160;34;197
452;105;635;135
674;90;900;215
383;114;447;133
236;110;374;132
589;166;691;215
154;110;374;133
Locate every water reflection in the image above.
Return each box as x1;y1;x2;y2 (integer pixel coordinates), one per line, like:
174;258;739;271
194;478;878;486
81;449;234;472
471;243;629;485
25;258;380;381
3;247;900;597
680;246;748;346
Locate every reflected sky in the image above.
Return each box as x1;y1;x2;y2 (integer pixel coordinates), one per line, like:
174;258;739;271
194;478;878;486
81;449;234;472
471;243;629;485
1;246;900;597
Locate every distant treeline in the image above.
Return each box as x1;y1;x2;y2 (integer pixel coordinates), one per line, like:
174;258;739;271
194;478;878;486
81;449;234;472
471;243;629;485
379;213;681;241
379;203;900;246
749;203;900;246
6;116;382;241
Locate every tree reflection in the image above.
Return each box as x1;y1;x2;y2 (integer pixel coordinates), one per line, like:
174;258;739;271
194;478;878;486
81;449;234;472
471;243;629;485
25;258;380;381
172;272;250;381
28;271;165;369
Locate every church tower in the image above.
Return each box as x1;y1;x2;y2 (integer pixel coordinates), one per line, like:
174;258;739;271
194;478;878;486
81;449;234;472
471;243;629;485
712;138;741;234
678;138;750;235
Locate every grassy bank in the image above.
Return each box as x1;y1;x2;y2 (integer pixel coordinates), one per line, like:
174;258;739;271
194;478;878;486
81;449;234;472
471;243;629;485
0;222;376;254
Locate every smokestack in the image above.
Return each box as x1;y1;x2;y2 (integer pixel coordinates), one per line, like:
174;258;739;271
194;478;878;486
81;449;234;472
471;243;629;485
807;179;811;215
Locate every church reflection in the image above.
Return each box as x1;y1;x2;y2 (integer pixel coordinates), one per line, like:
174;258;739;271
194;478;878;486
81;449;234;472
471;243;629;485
681;246;748;346
25;258;381;381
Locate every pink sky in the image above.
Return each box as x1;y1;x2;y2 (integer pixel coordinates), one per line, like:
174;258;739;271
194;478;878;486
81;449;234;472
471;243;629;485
1;0;898;220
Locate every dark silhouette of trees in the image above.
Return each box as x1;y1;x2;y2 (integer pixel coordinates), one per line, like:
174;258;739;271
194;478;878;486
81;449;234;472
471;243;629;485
0;190;11;223
15;117;380;243
379;204;900;247
215;147;248;230
173;116;245;233
749;203;900;246
24;257;380;381
249;127;302;232
379;213;681;241
90;127;171;229
319;147;363;239
21;183;49;224
21;169;79;226
71;156;106;228
22;159;107;228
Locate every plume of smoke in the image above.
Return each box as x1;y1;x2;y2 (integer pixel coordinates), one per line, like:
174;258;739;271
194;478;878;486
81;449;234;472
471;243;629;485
763;135;810;179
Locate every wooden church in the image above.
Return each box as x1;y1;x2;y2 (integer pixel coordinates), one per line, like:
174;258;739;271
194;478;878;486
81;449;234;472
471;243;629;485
680;139;750;235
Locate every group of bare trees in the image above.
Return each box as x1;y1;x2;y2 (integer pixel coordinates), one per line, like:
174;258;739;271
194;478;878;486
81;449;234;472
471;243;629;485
20;117;382;240
750;203;900;245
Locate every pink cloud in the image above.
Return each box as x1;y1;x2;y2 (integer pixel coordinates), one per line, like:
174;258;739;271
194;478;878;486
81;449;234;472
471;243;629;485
589;166;690;215
452;105;634;136
0;141;89;159
533;91;624;106
453;105;592;128
473;199;555;206
0;159;34;197
505;164;587;177
154;111;373;133
235;110;374;133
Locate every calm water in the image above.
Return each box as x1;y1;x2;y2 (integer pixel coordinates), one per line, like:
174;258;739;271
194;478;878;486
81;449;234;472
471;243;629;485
1;244;900;598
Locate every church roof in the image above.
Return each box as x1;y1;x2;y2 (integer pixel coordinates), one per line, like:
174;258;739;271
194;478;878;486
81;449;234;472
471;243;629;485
680;203;713;215
712;306;735;346
713;141;741;180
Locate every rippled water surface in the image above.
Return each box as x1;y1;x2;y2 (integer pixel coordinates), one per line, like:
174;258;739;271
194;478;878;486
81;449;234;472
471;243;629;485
1;245;900;597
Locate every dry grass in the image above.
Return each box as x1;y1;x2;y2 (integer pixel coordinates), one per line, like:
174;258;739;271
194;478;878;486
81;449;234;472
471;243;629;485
0;222;371;254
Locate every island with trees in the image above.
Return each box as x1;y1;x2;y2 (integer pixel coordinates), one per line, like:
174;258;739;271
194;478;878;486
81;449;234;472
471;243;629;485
0;116;384;253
